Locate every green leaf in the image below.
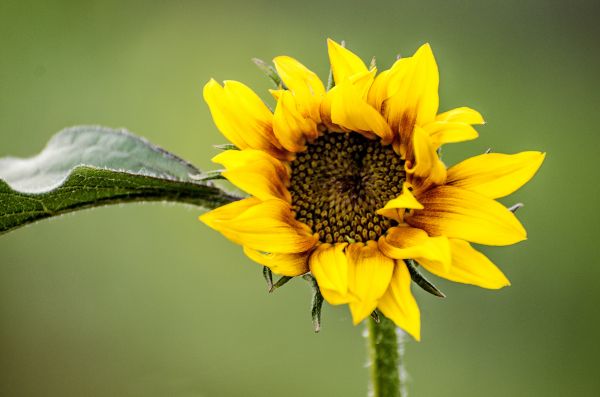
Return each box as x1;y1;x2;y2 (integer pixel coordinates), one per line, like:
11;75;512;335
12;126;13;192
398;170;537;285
0;125;238;235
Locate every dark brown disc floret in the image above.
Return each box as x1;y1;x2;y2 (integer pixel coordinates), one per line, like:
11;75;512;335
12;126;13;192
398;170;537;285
289;132;405;244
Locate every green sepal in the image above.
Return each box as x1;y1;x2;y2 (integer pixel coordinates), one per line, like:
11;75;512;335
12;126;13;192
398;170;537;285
370;309;381;324
368;56;377;71
326;68;334;91
213;143;239;151
252;58;284;88
405;259;446;298
193;170;226;181
302;273;324;333
269;275;293;292
508;203;524;213
262;267;274;292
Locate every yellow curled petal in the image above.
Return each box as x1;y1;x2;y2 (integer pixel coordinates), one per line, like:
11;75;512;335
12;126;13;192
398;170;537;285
269;89;284;101
327;38;369;84
273;90;319;152
377;184;424;221
378;226;451;271
319;89;347;132
436;107;484;124
243;246;311;277
309;243;355;304
349;68;377;100
418;239;510;289
199;197;261;244
273;56;325;122
212;149;291;202
202;199;317;253
203;79;290;160
366;68;392;112
424;122;478;147
407;126;447;186
447;152;546;199
382;57;412;98
406;185;527;246
377;262;421;341
370;57;412;105
424;107;484;148
346;241;395;324
330;82;394;144
383;44;439;142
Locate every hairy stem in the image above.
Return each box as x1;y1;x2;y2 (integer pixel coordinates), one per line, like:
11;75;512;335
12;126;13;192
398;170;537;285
367;315;405;397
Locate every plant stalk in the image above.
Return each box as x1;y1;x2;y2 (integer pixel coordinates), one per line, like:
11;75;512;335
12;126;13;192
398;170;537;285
367;315;405;397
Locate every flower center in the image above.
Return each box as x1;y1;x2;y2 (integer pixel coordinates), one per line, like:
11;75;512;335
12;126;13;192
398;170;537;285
289;132;405;244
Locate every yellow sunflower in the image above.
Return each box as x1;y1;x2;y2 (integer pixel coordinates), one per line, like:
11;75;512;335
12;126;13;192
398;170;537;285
200;39;544;340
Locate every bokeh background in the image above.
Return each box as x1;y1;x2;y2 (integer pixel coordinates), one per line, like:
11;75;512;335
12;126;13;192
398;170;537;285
1;0;599;396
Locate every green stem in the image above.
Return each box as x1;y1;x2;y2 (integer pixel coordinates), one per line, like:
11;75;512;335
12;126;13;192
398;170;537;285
367;315;405;397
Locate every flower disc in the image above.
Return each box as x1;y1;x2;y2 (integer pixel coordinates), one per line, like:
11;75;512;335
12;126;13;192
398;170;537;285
289;132;405;244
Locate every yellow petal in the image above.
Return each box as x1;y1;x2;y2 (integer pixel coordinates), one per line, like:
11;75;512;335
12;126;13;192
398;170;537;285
406;126;447;186
377;262;421;341
327;38;369;84
203;79;289;160
346;241;395;324
419;239;510;289
309;243;355;304
272;90;319;152
406;185;527;246
212;149;291;202
376;184;423;221
367;56;426;113
202;199;317;253
424;107;484;148
378;226;451;271
425;121;479;147
329;82;394;144
366;68;392;112
447;152;546;199
349;68;377;99
269;89;284;101
383;44;439;142
436;107;484;124
243;246;311;277
199;197;261;244
319;89;348;133
382;57;412;99
272;56;325;122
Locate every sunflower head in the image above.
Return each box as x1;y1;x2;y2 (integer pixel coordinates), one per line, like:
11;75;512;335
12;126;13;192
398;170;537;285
200;39;545;341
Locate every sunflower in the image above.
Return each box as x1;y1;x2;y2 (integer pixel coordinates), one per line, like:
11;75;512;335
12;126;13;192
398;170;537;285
200;39;544;340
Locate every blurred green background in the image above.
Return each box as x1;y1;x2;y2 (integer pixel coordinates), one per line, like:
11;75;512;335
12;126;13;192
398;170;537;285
1;0;599;396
